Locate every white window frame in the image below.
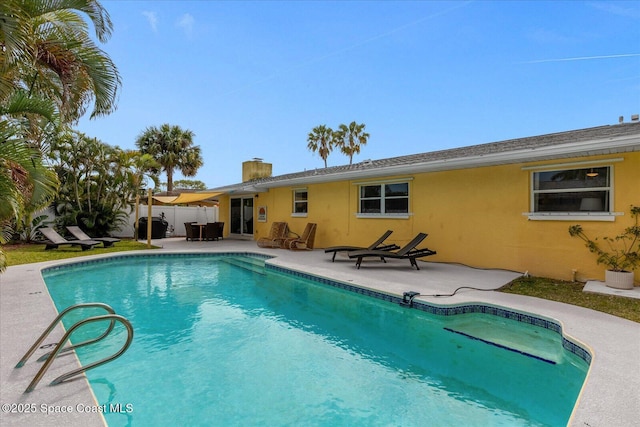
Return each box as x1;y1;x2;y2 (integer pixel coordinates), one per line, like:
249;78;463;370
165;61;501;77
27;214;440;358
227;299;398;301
292;188;308;217
356;180;410;219
523;161;621;221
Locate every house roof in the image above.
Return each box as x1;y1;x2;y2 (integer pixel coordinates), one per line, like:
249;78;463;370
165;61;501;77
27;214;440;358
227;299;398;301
212;122;640;193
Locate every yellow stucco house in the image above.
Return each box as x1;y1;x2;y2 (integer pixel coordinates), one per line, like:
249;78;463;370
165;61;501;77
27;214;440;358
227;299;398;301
211;121;640;283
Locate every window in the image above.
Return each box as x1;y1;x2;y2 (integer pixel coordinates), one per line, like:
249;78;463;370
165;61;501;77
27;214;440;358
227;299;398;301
293;189;308;215
532;166;611;213
359;182;409;215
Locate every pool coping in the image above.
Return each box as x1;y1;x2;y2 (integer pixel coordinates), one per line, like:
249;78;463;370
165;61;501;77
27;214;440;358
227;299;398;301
1;239;639;426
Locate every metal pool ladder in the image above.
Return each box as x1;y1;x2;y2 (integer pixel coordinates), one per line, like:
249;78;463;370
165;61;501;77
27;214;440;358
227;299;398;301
15;303;134;393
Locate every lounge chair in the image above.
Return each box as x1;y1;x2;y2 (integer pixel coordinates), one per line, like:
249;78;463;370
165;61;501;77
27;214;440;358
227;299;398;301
39;227;100;251
257;222;290;248
348;232;436;270
285;223;317;250
66;226;121;248
324;230;400;261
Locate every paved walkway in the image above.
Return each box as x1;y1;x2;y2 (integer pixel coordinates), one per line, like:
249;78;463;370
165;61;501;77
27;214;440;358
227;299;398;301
1;238;638;426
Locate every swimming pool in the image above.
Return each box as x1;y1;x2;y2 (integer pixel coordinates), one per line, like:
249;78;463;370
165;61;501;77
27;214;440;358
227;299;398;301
42;254;589;426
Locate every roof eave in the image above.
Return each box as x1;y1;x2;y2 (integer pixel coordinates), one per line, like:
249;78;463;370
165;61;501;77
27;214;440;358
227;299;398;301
251;135;640;189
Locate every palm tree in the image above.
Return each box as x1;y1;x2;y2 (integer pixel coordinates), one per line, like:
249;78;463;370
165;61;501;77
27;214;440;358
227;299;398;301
334;121;369;165
120;150;160;197
0;123;59;271
307;125;334;168
1;0;121;124
135;124;204;193
1;0;120;207
120;150;159;240
0;125;58;222
48;132;161;236
0;0;121;269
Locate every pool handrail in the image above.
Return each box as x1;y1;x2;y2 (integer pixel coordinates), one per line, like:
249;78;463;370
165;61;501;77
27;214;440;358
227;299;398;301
25;314;133;392
15;302;117;368
15;302;134;393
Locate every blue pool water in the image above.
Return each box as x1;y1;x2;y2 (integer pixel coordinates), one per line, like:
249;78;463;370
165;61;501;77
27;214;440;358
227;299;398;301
42;254;589;426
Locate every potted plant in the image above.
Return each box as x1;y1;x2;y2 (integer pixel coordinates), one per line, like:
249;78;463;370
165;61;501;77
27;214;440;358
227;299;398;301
568;205;640;289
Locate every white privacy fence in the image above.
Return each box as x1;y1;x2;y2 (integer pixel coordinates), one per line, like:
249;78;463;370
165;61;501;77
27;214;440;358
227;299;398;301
38;205;219;238
118;205;220;238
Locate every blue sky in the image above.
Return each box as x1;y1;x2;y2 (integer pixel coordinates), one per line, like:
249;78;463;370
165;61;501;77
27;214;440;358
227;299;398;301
76;0;640;188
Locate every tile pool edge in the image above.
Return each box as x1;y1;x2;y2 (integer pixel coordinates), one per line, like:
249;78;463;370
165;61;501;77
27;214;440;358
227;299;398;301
40;251;273;273
265;263;593;366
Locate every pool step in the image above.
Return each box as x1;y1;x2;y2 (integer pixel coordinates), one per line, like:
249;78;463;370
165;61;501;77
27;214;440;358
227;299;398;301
221;257;266;275
444;316;564;364
444;328;558;364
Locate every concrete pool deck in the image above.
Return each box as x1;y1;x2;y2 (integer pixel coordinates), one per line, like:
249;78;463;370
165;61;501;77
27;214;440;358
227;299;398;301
1;238;639;426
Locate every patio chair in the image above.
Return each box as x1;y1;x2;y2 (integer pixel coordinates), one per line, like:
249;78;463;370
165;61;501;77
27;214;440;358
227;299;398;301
39;227;100;251
204;222;222;241
66;226;121;248
348;232;436;270
257;222;289;248
184;222;199;241
324;230;400;261
286;223;317;250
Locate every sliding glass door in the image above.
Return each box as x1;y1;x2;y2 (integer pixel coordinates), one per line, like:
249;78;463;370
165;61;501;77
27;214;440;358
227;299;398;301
230;197;254;236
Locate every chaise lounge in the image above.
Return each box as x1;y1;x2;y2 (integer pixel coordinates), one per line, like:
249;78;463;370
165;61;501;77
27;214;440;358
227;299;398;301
257;222;290;248
285;223;317;250
348;232;436;270
39;227;101;251
66;226;121;248
324;230;400;261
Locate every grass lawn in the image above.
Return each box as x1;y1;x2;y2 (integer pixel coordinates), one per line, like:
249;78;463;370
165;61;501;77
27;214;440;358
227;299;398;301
500;276;639;323
3;243;638;323
4;240;157;266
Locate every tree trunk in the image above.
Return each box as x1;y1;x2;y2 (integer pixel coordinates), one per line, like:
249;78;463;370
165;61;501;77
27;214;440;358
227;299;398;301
167;169;173;192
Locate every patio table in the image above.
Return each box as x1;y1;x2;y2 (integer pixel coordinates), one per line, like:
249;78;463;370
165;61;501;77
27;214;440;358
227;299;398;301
194;223;206;241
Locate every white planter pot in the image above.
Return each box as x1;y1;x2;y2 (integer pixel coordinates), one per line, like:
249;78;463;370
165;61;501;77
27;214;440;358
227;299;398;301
605;270;635;290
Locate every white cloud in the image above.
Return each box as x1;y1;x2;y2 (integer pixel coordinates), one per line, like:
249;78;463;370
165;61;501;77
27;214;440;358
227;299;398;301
176;13;195;37
520;53;640;64
142;11;158;33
